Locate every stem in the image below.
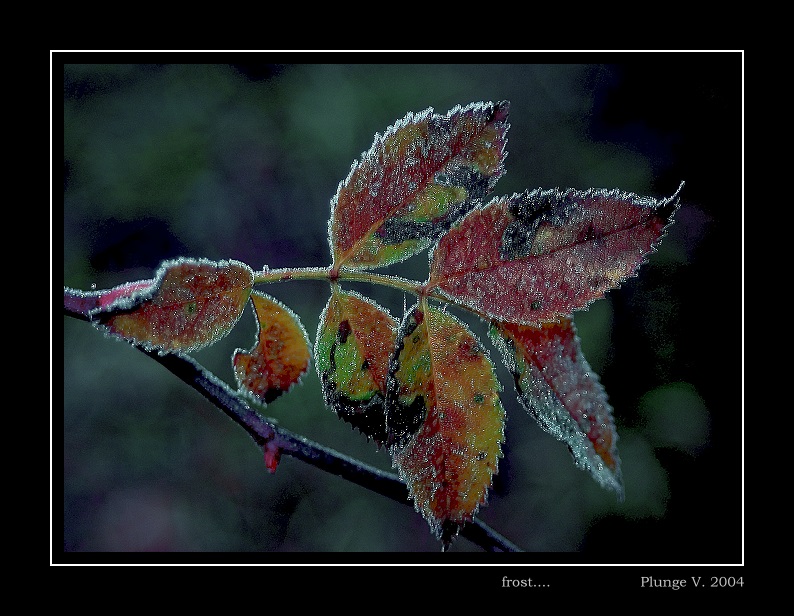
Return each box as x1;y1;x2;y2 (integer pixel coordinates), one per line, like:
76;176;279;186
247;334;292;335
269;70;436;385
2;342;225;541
141;346;522;552
63;301;522;553
254;266;457;307
254;266;424;296
254;266;331;285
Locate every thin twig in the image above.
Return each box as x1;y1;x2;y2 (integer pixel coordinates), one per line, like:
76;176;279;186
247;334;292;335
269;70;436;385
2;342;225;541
63;303;522;553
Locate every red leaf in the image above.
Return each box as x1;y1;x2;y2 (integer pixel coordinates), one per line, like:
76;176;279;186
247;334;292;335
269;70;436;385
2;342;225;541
428;185;681;325
91;258;253;352
233;291;311;405
490;318;623;498
387;299;505;548
330;101;509;270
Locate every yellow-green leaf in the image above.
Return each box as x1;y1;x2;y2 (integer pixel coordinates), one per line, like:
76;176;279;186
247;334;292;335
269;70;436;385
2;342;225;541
330;101;509;270
315;286;397;445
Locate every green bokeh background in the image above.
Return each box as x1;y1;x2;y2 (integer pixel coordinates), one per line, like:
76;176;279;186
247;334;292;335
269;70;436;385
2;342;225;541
60;56;741;560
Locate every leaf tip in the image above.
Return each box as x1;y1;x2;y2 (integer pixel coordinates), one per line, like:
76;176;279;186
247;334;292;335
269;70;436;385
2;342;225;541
440;520;462;551
658;180;685;223
492;99;510;122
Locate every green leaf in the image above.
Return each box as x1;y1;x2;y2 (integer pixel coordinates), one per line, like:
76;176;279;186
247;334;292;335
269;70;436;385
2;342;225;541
428;186;681;325
233;291;311;405
387;298;504;548
91;258;253;352
490;318;623;498
315;286;397;445
330;101;509;270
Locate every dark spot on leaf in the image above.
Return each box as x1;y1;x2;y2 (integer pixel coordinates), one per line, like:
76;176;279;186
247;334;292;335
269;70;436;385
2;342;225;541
499;331;516;351
386;393;427;449
385;303;430;448
578;222;603;244
446;164;492;201
508;189;577;225
361;359;370;371
376;172;486;247
376;218;432;244
473;393;485;404
530;300;541;310
400;309;423;340
427;113;454;141
588;275;610;290
459;338;484;361
321;372;388;446
337;319;351;344
328;342;337;371
261;387;285;404
500;189;578;261
500;219;537;261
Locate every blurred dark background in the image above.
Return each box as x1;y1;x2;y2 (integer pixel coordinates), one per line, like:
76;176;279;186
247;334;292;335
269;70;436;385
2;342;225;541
59;56;742;560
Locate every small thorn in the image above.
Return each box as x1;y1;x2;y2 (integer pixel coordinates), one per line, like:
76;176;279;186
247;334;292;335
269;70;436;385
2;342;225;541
263;440;281;474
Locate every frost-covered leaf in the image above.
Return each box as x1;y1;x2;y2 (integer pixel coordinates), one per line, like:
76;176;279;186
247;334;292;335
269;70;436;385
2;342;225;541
64;280;156;315
330;101;509;270
490;318;623;498
387;299;504;548
90;258;253;352
315;286;397;445
428;186;681;325
233;291;311;405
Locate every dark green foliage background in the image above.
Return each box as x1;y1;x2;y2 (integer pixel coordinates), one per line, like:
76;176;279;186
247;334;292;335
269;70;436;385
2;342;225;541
60;56;741;560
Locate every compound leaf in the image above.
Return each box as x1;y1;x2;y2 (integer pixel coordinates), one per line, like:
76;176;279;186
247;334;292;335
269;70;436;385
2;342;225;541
89;258;253;352
330;101;509;270
428;185;681;325
315;286;397;445
490;318;623;498
387;298;504;549
233;291;311;405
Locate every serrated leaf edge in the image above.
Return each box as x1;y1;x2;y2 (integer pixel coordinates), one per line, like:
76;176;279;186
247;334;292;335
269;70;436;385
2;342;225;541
87;258;254;353
329;101;511;271
389;300;505;541
425;184;683;325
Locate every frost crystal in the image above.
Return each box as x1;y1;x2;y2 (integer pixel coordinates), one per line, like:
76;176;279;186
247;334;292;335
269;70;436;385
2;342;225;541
490;319;623;499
